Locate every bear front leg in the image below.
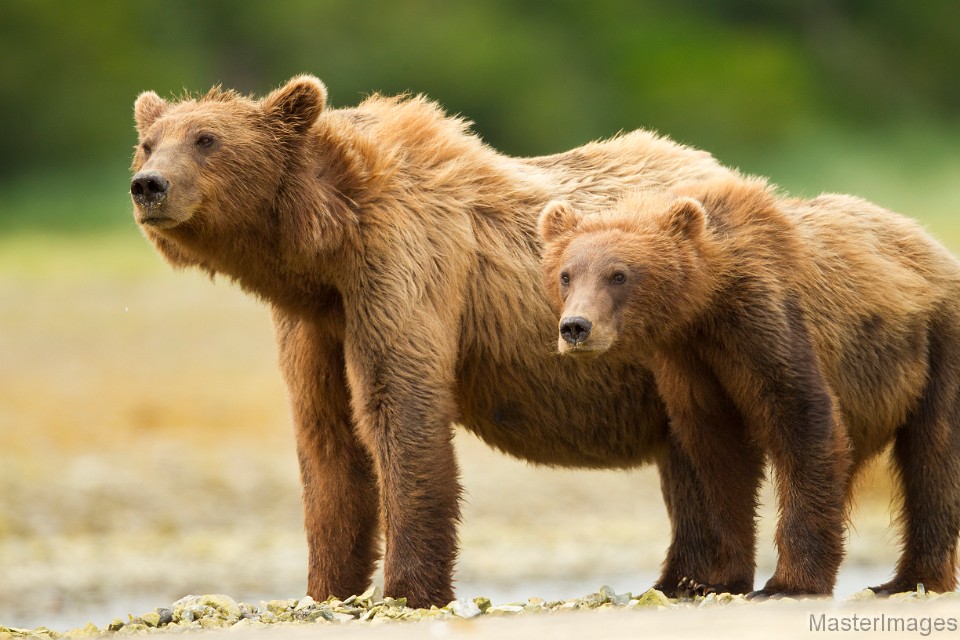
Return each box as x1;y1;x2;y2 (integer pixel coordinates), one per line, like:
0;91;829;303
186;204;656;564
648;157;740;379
653;350;764;596
723;310;852;598
345;344;462;608
752;406;850;598
655;433;727;597
274;313;382;602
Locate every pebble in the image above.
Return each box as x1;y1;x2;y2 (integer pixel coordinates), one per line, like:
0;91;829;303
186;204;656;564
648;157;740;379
633;587;672;607
486;604;524;615
447;598;479;618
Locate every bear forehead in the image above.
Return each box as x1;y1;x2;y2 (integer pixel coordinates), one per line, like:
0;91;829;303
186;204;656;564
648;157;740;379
562;229;647;267
150;102;263;138
169;94;259;119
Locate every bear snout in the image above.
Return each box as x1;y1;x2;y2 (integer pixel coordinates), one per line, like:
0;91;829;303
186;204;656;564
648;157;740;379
131;170;170;208
559;316;593;346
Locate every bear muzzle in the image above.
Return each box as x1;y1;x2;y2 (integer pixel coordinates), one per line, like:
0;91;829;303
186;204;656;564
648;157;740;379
131;170;170;209
559;316;593;346
131;170;183;228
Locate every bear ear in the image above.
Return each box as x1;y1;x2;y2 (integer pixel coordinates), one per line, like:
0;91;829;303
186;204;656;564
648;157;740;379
663;196;707;239
134;91;167;138
263;74;328;134
539;200;581;243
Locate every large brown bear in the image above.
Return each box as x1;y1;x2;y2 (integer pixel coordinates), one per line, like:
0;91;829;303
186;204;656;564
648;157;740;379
129;75;736;606
539;177;960;597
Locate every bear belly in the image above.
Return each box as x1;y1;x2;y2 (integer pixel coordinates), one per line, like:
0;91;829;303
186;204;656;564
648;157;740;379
822;316;931;462
455;355;666;468
835;373;926;464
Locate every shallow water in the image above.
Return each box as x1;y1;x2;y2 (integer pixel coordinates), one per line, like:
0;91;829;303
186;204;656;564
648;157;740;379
3;564;901;632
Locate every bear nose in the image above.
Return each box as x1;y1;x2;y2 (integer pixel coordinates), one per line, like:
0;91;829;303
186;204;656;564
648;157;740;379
131;170;170;206
559;316;593;345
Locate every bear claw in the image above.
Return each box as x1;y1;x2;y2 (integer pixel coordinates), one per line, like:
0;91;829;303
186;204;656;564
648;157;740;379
677;576;719;598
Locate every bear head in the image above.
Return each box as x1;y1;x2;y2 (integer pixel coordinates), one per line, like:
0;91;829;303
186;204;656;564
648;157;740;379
539;190;716;357
130;75;332;271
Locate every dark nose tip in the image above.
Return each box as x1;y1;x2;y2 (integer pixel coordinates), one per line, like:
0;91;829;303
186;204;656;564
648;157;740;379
130;170;169;206
559;316;592;345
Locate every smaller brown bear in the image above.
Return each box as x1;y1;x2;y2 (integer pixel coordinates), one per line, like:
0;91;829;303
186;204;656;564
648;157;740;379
539;177;960;597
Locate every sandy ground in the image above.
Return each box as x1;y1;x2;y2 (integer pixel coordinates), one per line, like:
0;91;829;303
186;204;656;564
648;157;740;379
0;232;924;635
226;598;960;640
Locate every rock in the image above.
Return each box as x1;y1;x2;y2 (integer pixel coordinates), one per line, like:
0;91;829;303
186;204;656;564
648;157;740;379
383;596;407;608
293;596;317;611
265;599;297;615
171;595;215;623
472;596;492;613
156;608;174;626
331;605;363;619
716;593;746;605
259;611;278;624
487;604;524;615
360;606;382;621
63;623;100;638
302;610;334;623
633;588;672;607
697;593;718;607
448;598;482;618
198;594;242;620
356;585;384;605
141;612;161;628
330;612;356;623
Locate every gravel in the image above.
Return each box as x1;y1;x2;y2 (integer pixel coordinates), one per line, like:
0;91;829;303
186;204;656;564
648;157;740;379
2;585;957;639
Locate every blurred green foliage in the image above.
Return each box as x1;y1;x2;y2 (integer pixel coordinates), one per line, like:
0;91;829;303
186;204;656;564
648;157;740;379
0;0;958;234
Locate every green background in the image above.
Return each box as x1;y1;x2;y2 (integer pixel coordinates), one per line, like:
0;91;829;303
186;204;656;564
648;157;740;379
1;0;958;241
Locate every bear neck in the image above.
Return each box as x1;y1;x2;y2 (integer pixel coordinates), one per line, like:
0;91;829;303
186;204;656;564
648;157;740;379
256;100;547;312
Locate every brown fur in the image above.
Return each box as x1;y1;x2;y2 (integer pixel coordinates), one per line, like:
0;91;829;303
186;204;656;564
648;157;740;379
130;75;735;606
540;177;960;596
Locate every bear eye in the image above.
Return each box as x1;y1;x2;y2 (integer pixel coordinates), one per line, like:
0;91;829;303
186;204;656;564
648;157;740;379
611;271;627;284
141;142;153;156
196;133;215;148
559;272;570;286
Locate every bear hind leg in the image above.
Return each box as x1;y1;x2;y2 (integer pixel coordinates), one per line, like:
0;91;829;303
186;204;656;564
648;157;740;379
873;328;960;595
